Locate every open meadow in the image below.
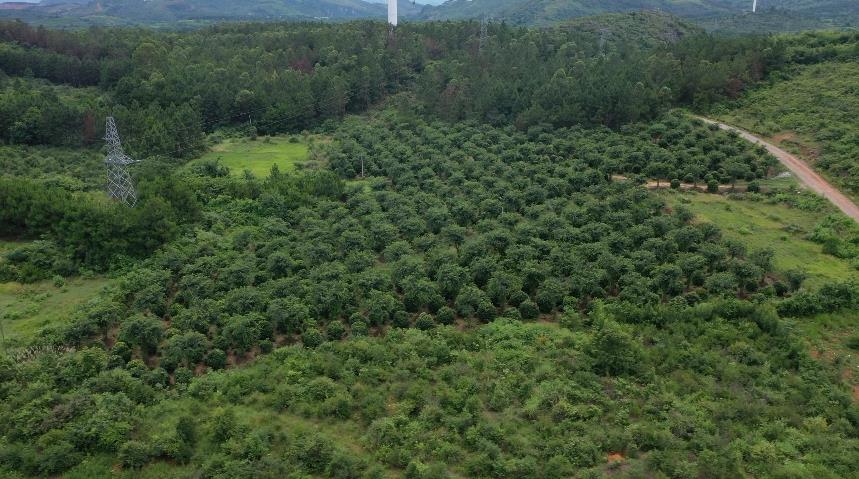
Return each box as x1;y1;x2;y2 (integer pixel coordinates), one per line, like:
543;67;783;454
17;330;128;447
186;136;317;178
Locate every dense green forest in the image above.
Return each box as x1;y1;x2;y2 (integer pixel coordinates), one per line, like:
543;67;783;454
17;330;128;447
1;14;859;479
0;16;780;149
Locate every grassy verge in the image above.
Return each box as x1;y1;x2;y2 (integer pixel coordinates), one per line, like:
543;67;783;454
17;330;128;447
661;190;858;288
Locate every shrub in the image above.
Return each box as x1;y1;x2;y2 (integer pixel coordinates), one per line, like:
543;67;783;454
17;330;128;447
174;367;194;385
392;310;411;328
707;179;720;193
118;314;164;354
302;328;325;347
327;321;346;340
351;321;369;337
670;178;681;189
436;306;455;325
519;300;539;320
415;313;435;330
784;269;808;291
205;349;227;370
508;290;528;307
588;315;642;376
119;440;151;469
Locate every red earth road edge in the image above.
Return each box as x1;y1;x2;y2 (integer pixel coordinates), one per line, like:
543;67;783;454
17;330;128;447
698;117;859;223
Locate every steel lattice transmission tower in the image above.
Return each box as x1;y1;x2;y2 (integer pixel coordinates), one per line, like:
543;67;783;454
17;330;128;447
104;116;139;207
479;16;489;55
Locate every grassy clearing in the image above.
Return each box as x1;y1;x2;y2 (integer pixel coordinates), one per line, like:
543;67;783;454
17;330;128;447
0;276;110;348
754;174;799;190
0;240;26;255
188;135;318;178
661;190;859;288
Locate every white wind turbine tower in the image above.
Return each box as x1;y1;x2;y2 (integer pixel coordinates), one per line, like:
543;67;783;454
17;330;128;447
752;0;757;13
388;0;398;27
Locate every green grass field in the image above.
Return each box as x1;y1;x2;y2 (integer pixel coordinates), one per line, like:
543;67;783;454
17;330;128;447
0;276;110;348
188;136;313;178
662;190;859;288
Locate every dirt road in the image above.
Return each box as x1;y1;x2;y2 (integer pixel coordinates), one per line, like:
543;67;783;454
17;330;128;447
699;117;859;223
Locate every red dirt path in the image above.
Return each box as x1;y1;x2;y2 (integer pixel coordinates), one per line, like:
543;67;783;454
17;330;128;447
699;117;859;223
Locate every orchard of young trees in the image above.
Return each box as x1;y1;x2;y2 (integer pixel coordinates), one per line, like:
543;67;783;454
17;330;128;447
2;111;858;478
1;14;858;479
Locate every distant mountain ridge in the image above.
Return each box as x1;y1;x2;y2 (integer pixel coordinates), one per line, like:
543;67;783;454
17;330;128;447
1;0;856;30
0;0;422;24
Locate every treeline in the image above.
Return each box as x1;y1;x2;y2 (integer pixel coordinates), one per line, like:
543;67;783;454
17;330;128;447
0;77;206;157
0;19;783;151
0;172;198;275
0;42;100;86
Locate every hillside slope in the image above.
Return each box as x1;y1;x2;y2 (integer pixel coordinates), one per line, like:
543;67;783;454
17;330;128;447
719;61;859;199
558;11;701;48
420;0;859;28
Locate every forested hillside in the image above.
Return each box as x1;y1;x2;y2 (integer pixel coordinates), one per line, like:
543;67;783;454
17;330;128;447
1;14;859;479
0;17;779;153
419;0;859;30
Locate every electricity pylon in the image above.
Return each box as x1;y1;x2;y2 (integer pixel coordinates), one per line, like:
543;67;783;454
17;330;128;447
104;116;139;207
479;16;489;55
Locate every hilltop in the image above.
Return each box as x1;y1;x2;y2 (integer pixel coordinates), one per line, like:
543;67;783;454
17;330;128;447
557;11;701;48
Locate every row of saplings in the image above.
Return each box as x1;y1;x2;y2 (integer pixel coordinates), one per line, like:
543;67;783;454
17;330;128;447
105;266;814;377
109;288;550;374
